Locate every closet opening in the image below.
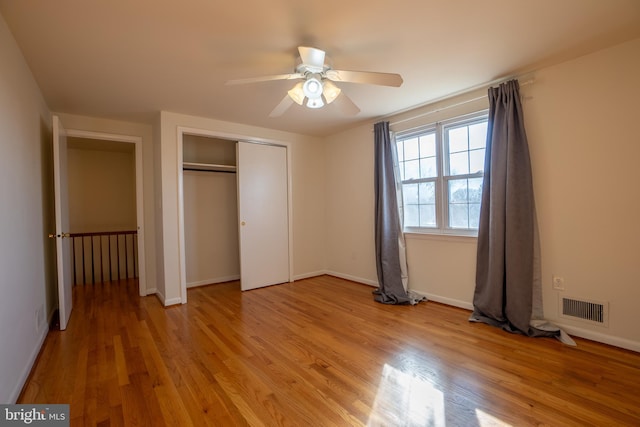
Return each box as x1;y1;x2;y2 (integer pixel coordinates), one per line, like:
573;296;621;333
181;135;240;289
177;127;293;303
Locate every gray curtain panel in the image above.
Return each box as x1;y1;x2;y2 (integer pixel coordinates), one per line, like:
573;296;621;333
373;121;413;304
470;80;560;338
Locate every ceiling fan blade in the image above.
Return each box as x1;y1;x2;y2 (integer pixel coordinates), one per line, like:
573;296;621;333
269;95;295;117
333;92;361;116
325;69;403;87
226;73;304;85
298;46;326;70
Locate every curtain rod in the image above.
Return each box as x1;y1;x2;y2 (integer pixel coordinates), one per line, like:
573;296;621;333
386;78;534;128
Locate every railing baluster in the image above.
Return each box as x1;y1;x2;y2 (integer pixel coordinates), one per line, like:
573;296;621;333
81;237;86;286
68;230;138;285
125;234;129;279
90;236;95;284
99;235;104;284
108;235;112;282
116;234;121;281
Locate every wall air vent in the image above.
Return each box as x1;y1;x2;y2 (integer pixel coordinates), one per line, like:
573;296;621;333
560;296;609;327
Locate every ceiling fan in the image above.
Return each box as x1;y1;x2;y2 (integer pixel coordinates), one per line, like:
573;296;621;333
226;46;403;117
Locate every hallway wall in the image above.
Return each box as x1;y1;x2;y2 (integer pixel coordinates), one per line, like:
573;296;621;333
0;12;52;403
67;141;137;233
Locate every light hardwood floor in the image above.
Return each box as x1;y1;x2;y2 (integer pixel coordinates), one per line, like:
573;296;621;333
19;275;640;426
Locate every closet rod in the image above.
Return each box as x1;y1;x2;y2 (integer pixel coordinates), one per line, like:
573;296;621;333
183;168;236;174
182;162;237;173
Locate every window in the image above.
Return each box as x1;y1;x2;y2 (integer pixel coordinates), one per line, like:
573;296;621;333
395;113;488;234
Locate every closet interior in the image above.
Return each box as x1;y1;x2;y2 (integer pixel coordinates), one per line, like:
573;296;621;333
182;134;240;288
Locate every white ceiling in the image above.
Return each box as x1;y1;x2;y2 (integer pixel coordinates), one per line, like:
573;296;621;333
1;0;639;137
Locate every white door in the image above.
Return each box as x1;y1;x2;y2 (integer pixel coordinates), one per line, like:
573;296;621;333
237;141;290;291
52;116;73;330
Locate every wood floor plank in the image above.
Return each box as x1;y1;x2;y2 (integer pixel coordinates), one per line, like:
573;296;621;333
18;276;640;426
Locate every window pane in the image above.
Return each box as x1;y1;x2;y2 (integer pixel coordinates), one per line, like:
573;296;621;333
418;182;435;204
449;204;469;228
448;126;468;153
404;159;419;180
404;137;419;160
419;204;436;227
397;117;486;233
448;179;467;203
449;151;469;175
404;204;419;227
396;140;404;162
398;161;405;181
448;178;483;230
403;183;419;205
419;133;436;157
468;177;483;203
469;203;481;229
469;148;485;174
419;157;437;178
469;122;488;150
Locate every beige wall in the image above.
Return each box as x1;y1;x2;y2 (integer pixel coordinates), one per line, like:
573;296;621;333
67;144;136;233
324;125;378;285
525;37;640;349
324;38;640;351
0;12;52;402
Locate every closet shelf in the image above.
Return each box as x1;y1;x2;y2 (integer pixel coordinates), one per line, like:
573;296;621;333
183;162;237;173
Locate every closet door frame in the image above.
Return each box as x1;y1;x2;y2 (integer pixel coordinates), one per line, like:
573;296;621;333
176;126;294;303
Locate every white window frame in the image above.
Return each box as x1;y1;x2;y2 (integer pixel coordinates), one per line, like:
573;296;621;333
396;111;488;237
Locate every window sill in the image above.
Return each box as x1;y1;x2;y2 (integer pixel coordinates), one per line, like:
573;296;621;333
403;230;478;243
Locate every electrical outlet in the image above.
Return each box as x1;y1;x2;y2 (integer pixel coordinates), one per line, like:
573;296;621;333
552;275;565;291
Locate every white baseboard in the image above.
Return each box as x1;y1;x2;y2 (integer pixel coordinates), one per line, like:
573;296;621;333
154;289;166;305
324;270;378;287
9;324;48;403
187;275;240;288
145;287;157;295
554;322;640;353
163;297;182;306
411;290;474;311
293;271;327;281
153;289;182;306
411;290;639;353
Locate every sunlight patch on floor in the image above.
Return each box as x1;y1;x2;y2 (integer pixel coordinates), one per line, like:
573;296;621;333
368;363;445;426
475;409;512;427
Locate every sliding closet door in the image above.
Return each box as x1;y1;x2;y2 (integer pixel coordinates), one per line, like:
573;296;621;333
237;141;290;291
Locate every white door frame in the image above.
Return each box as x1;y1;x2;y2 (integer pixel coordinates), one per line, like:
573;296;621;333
176;126;294;304
64;128;147;296
53;116;73;330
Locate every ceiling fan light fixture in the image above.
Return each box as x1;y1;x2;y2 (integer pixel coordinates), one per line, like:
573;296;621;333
323;80;341;104
306;97;325;109
287;82;305;105
303;76;323;99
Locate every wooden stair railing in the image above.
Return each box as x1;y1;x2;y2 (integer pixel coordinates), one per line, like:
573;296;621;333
69;230;138;285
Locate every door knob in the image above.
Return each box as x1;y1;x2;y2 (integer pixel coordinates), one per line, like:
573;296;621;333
48;233;56;239
241;221;246;226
